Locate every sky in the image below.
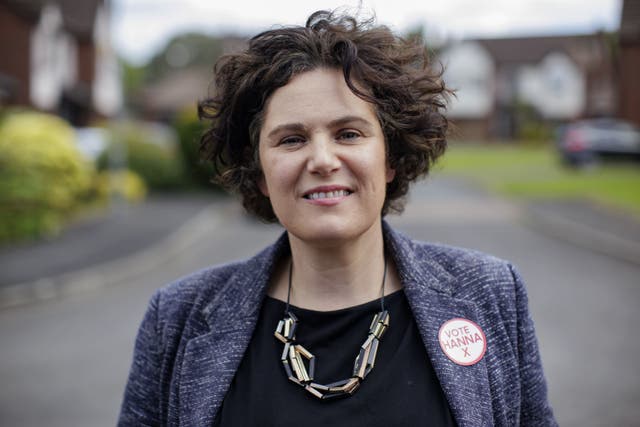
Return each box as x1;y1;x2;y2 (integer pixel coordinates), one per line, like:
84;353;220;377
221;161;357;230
111;0;623;65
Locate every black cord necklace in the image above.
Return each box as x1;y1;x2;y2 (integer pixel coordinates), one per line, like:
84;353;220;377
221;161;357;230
274;256;389;400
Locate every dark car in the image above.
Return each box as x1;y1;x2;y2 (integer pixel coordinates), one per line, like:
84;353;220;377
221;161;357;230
556;118;640;167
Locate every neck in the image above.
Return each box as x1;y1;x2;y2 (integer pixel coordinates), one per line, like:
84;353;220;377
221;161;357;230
270;220;400;311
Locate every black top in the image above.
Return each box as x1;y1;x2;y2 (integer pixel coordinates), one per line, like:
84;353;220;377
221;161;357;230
213;290;456;427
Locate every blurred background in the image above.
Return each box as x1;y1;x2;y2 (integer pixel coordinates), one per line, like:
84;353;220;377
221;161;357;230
0;0;638;426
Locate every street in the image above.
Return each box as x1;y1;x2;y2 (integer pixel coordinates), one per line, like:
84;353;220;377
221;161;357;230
0;176;639;426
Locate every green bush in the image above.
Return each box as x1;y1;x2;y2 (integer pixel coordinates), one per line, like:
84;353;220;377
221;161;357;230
173;107;216;189
519;122;554;145
94;170;147;203
514;101;553;144
0;111;94;242
99;121;187;190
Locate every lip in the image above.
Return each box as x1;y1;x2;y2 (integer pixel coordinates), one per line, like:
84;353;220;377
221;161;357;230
302;185;353;206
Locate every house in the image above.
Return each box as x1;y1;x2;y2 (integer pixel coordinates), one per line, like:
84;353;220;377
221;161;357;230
137;66;213;121
0;0;121;125
618;0;640;126
135;35;248;121
439;33;617;140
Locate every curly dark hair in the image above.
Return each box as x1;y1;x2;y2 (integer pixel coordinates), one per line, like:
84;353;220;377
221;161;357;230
198;10;450;222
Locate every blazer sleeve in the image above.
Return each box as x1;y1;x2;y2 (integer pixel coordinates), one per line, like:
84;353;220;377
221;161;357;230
509;264;558;426
118;290;163;427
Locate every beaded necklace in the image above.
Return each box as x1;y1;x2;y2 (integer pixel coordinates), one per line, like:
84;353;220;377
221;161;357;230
274;257;389;399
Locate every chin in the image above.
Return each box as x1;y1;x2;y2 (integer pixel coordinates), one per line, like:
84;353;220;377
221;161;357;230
284;215;380;246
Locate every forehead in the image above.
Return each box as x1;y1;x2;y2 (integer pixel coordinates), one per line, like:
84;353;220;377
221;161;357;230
260;68;377;130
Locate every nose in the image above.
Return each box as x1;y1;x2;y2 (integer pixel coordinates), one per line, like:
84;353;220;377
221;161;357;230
306;137;340;176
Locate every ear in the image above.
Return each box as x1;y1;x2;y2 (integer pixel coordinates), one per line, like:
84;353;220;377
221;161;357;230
258;175;269;197
385;165;396;183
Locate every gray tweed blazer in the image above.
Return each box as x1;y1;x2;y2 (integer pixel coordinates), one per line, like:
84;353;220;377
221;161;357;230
118;222;557;426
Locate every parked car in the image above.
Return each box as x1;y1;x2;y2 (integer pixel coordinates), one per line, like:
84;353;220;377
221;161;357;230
556;118;640;167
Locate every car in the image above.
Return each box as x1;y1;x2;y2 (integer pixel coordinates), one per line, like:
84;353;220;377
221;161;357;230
556;118;640;167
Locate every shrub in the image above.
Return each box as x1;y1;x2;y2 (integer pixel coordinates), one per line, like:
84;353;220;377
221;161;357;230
94;170;147;203
514;101;553;144
0;111;94;242
99;121;187;190
173;107;216;189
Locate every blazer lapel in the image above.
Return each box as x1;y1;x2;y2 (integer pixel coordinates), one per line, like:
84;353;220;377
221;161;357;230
178;234;290;426
405;285;493;426
385;224;493;426
178;320;257;427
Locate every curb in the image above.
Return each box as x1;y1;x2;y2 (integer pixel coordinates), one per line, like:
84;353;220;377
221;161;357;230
522;205;640;266
0;202;226;309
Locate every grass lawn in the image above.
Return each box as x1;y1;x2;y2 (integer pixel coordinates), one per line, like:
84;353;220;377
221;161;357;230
436;143;640;217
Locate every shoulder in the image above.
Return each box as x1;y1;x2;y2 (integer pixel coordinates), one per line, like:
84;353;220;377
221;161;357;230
415;240;517;285
385;224;523;306
416;239;521;298
154;260;246;316
408;240;529;336
386;224;518;289
147;232;288;334
138;260;244;340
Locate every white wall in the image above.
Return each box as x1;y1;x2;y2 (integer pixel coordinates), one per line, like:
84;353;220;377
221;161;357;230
92;3;122;116
517;51;585;119
439;41;495;119
30;4;77;110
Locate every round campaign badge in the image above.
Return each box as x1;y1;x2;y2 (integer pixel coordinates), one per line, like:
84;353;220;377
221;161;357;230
438;318;486;366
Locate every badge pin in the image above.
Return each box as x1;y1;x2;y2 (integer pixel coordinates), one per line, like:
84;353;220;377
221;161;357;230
438;318;486;366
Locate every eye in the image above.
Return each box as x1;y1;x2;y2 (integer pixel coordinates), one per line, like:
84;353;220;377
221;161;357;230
337;130;361;141
279;135;306;146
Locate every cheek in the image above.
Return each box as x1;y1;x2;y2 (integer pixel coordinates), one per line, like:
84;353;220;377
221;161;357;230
260;157;296;198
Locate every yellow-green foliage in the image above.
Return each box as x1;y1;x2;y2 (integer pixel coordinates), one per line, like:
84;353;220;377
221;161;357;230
0;111;94;242
174;106;214;188
99;121;187;190
95;170;147;203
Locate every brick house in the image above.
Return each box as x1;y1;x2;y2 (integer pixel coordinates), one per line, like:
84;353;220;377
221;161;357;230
136;36;248;121
439;33;617;140
618;0;640;126
0;0;121;125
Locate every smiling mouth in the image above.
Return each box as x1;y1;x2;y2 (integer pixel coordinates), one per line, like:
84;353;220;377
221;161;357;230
303;190;352;200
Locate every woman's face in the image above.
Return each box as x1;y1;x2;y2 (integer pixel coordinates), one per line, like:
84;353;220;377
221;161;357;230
258;68;395;245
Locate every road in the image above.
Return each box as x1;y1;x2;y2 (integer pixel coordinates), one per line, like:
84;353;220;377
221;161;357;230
0;176;638;426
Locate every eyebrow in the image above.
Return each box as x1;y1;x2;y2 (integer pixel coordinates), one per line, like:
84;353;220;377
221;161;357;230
266;115;375;139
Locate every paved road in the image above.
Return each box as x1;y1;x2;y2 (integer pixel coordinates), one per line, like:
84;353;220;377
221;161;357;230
0;195;216;286
0;177;638;426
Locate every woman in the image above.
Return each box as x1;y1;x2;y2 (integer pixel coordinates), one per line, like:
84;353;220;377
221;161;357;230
119;10;557;426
